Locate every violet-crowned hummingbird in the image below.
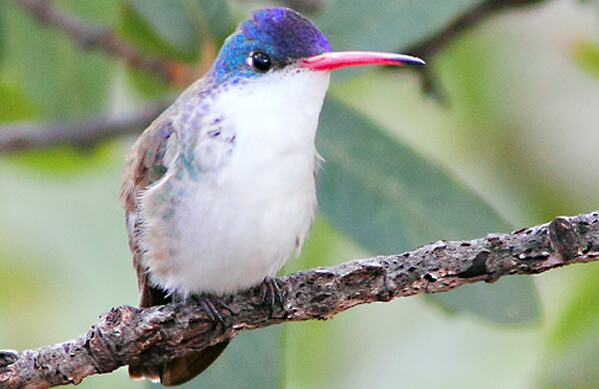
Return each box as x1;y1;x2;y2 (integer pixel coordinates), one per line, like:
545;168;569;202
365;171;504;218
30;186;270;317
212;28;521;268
121;7;424;386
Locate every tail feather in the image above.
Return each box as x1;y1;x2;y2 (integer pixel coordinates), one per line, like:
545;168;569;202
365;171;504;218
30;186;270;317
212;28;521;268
128;364;161;383
128;282;229;386
160;342;230;386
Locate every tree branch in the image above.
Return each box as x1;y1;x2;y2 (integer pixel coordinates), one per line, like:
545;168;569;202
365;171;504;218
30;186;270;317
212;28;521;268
0;98;171;152
404;0;544;58
402;0;545;100
11;0;548;94
1;211;598;389
12;0;175;83
0;0;551;153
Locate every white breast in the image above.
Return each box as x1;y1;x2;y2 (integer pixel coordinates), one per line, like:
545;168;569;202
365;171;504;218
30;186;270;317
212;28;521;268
142;68;331;296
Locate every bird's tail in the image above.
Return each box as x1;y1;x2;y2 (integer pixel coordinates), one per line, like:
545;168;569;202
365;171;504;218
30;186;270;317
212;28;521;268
129;342;230;386
128;282;229;386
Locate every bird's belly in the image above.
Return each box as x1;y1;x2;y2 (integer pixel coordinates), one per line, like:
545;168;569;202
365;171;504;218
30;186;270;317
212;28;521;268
143;154;316;296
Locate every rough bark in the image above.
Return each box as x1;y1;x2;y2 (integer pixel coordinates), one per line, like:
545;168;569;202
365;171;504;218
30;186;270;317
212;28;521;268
1;211;598;389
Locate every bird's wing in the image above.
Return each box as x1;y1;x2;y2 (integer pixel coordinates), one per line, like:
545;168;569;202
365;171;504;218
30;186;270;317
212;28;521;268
121;108;179;304
122;99;231;386
122;108;184;382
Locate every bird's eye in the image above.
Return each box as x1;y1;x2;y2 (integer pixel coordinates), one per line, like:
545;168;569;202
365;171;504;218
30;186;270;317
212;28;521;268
249;52;272;73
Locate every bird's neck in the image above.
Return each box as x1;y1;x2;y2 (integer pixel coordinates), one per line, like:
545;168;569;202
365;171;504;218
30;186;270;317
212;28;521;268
167;67;331;188
212;67;331;154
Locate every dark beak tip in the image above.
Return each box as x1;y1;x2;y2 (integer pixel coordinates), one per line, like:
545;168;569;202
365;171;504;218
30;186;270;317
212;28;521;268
300;51;426;70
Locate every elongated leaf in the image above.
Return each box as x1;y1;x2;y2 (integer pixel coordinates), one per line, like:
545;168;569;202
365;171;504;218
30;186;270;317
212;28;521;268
315;0;483;81
317;0;483;52
548;266;599;350
535;265;599;388
165;327;283;389
60;0;120;25
193;0;233;42
316;97;540;324
3;2;111;119
123;0;232;62
126;0;202;59
1;1;114;174
537;334;599;389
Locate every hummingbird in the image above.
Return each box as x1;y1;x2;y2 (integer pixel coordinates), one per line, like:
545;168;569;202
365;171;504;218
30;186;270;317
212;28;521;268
121;6;424;386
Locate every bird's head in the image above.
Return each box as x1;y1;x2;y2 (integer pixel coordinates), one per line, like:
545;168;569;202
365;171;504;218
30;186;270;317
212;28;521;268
209;7;424;85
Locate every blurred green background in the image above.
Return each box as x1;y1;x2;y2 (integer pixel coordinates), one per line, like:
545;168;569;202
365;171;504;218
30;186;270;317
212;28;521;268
1;0;598;388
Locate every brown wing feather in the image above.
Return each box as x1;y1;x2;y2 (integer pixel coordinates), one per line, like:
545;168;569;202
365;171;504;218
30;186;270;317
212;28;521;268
121;100;229;386
121;107;178;287
122;111;178;383
160;342;231;386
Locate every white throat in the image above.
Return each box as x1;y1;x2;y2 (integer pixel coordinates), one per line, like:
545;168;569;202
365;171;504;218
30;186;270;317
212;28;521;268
216;67;331;156
143;67;332;296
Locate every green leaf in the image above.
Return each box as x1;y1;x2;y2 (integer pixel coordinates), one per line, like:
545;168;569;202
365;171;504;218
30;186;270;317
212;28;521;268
0;1;117;172
2;2;112;119
59;0;121;25
430;276;540;324
0;244;46;311
537;332;599;389
316;97;540;324
5;142;117;175
317;0;482;51
318;97;509;247
125;65;173;98
0;80;38;121
315;0;482;80
126;0;202;60
192;0;233;42
162;327;283;389
572;39;599;79
121;0;233;64
119;2;177;60
547;266;599;350
535;265;599;388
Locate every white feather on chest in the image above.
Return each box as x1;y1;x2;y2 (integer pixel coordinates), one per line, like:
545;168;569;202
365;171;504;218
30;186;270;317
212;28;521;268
139;68;331;296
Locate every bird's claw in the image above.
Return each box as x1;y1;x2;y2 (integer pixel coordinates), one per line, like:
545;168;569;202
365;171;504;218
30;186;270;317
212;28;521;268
260;277;285;314
191;294;232;333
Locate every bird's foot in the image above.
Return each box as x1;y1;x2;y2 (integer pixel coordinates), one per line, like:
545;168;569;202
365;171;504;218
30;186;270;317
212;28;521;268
260;277;285;314
191;294;232;333
0;350;18;368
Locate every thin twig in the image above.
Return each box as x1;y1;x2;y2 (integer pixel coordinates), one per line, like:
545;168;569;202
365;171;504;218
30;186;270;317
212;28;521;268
12;0;175;83
2;0;550;153
1;211;598;389
0;98;171;153
402;0;545;100
404;0;543;58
